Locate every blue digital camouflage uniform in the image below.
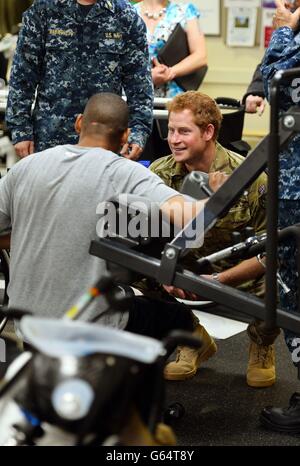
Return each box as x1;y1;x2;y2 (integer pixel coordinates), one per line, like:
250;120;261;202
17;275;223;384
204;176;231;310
261;26;300;361
6;0;153;152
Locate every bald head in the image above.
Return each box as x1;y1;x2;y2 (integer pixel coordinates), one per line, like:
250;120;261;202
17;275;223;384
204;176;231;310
80;93;129;147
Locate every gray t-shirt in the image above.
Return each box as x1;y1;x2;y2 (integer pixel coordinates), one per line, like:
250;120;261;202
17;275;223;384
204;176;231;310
0;145;178;328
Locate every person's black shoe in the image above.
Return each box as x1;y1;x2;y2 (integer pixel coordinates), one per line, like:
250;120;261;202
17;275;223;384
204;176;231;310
260;392;300;433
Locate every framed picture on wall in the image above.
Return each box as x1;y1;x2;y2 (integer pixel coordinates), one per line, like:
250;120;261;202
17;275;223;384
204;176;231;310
196;0;221;36
226;6;257;47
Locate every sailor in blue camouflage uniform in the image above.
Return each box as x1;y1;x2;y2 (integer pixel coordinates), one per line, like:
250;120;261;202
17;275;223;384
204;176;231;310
260;0;300;432
5;0;153;160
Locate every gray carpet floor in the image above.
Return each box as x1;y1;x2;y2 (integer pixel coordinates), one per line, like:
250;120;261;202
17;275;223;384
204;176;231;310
1;313;300;446
166;331;300;446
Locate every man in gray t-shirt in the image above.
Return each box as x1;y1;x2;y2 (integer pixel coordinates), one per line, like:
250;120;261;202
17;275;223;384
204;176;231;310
0;93;207;338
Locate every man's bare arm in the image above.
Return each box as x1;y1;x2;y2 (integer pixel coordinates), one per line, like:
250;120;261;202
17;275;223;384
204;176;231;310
160;195;205;227
164;257;265;300
160;172;228;226
203;256;265;287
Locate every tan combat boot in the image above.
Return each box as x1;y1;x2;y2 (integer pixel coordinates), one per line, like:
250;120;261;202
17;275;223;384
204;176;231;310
247;342;275;388
164;324;217;381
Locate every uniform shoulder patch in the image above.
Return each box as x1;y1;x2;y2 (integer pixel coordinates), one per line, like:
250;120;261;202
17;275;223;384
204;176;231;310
258;184;266;195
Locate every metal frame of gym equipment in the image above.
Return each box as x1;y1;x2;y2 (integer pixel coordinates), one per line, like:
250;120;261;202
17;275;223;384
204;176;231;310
0;275;202;446
90;67;300;337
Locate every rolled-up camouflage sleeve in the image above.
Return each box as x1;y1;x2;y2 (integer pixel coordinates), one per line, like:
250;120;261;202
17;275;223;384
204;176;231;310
261;27;300;108
5;2;46;144
121;8;153;149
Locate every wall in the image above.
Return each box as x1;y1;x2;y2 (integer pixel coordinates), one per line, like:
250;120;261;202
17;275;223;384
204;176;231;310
184;0;271;146
201;36;269;147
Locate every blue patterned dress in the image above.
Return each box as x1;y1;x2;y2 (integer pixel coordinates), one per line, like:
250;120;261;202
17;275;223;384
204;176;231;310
134;1;201;97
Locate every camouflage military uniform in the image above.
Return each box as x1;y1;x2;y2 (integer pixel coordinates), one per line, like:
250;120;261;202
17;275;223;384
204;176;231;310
135;142;281;345
5;0;153;152
261;27;300;360
150;142;267;297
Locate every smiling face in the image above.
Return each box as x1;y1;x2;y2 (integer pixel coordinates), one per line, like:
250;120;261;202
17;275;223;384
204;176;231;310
167;109;214;165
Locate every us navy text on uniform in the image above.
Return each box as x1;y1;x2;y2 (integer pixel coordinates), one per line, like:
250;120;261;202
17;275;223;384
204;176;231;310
6;0;153;152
